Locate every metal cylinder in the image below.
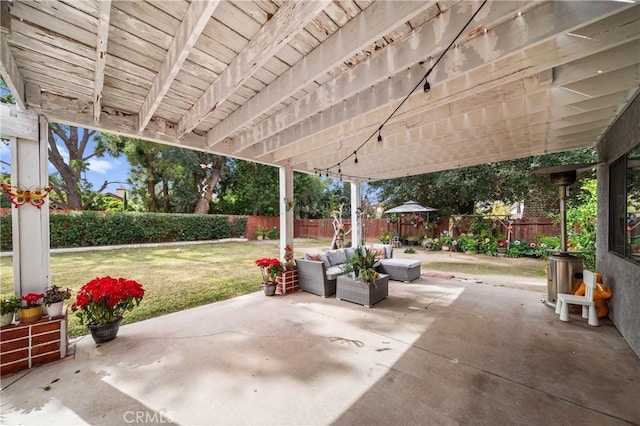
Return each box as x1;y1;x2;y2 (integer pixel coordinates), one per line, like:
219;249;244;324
546;253;583;307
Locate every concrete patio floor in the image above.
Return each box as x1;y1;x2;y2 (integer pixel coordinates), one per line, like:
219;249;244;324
1;276;638;425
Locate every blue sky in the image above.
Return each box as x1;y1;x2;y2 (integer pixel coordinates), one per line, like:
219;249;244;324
0;136;131;194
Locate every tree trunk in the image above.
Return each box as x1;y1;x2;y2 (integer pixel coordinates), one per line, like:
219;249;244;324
194;169;221;214
146;153;156;212
162;179;170;213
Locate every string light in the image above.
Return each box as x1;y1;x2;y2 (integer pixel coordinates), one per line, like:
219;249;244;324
316;0;487;180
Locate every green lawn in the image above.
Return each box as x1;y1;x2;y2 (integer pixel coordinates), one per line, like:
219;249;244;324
0;240;329;337
0;239;544;337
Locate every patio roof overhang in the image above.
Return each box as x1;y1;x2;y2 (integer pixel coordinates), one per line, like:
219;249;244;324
0;0;638;182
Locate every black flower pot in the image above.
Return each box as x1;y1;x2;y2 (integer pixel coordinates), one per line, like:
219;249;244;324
88;317;123;344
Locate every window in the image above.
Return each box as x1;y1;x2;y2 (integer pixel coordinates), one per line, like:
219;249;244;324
610;144;640;263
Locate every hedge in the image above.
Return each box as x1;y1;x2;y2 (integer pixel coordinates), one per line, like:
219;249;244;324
0;212;248;250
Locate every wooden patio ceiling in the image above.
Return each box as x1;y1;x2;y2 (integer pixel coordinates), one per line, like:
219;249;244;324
1;0;638;181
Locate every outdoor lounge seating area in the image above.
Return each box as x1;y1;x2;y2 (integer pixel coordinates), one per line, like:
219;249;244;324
295;243;421;304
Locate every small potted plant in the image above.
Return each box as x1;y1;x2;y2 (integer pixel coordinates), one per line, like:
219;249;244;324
342;247;380;286
72;276;145;344
43;285;72;318
1;295;21;327
441;235;453;251
255;258;283;296
20;292;45;324
338;247;388;307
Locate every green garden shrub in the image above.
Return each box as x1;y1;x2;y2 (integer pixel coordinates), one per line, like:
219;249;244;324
230;216;248;238
0;212;247;250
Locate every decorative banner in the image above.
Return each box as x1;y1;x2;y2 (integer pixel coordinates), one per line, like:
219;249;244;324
1;183;53;208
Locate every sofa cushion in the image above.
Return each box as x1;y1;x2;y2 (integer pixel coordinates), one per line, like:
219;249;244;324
326;249;348;266
372;243;393;259
326;265;345;280
369;247;386;259
306;253;322;262
319;252;331;267
344;247;357;259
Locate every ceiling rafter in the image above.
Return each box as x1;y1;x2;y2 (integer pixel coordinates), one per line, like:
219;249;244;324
93;0;112;122
229;0;545;154
271;39;640;165
247;2;638;163
206;0;440;149
177;0;332;139
137;0;221;132
0;34;26;108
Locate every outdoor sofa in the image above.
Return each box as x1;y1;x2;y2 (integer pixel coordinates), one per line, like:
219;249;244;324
295;243;421;297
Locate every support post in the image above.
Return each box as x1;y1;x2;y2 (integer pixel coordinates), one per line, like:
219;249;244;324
279;165;294;261
11;114;50;297
350;180;362;247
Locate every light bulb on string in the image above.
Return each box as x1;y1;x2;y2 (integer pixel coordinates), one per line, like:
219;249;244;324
354;151;358;164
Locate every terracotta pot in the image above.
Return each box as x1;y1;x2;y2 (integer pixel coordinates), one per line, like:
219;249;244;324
20;306;43;324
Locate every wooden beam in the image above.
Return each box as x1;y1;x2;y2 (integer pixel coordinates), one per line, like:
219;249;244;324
251;1;639;160
26;87;208;152
93;0;112;122
206;0;440;148
138;0;220;131
0;34;26;108
233;0;632;157
229;0;542;153
177;0;331;139
0;102;38;139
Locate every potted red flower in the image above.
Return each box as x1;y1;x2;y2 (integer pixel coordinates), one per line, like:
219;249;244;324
72;276;145;343
20;293;44;324
255;258;283;296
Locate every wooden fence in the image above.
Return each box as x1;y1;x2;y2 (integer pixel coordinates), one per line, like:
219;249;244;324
0;209;559;244
292;216;559;243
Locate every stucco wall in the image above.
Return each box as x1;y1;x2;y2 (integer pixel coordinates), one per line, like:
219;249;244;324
596;92;640;357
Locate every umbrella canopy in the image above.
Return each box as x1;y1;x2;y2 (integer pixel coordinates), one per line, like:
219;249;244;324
384;201;437;214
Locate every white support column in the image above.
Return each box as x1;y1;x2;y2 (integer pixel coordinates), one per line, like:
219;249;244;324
279;165;294;261
11;115;50;296
350;180;362;248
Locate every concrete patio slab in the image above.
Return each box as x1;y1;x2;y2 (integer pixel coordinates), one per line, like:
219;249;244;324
1;277;638;425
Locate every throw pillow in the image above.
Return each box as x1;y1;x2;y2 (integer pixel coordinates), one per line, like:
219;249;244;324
326;249;348;266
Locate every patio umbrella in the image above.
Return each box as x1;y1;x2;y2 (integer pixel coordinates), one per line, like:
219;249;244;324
384;200;437;214
384;201;438;240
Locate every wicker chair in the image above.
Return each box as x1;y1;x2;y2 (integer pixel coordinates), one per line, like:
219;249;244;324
295;258;337;297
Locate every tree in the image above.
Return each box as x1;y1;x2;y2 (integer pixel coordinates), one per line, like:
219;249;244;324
217;160;279;215
102;134;226;213
48;124;111;210
370;149;596;217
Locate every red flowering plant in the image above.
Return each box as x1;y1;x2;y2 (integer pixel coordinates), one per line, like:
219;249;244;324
283;245;294;270
71;276;145;325
255;258;283;284
21;293;44;308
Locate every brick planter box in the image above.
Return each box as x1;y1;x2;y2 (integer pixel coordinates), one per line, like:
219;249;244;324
0;308;69;376
276;269;299;295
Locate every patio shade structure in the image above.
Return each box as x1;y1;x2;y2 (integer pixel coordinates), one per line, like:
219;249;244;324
0;1;637;181
384;201;438;240
384;201;438;215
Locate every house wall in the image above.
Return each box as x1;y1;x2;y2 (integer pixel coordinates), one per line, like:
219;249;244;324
596;92;640;357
